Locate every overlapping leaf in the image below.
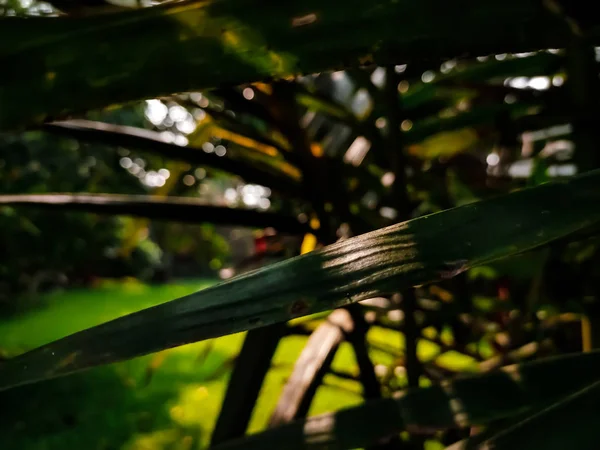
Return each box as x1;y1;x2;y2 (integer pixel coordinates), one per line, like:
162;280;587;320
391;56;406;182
45;120;303;195
0;193;310;233
0;170;598;392
211;350;600;450
2;0;598;130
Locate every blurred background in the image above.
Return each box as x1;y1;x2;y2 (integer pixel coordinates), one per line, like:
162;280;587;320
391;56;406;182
1;0;599;449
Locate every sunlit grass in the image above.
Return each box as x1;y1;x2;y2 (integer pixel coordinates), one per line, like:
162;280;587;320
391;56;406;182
0;279;476;450
0;279;213;353
0;280;362;450
0;279;242;450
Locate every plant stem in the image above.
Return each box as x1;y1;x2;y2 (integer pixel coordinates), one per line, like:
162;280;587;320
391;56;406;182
384;65;421;391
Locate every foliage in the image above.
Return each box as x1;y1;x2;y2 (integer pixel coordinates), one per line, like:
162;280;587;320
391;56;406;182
0;128;160;303
0;111;236;302
1;1;600;449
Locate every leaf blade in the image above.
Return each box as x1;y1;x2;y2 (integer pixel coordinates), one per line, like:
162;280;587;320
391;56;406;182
2;0;598;130
0;193;309;233
212;350;600;450
0;170;598;392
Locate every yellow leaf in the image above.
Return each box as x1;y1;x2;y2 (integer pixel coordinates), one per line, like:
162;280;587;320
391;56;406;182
408;128;478;160
154;162;187;198
211;126;280;157
253;82;273;95
300;233;317;255
186;116;214;147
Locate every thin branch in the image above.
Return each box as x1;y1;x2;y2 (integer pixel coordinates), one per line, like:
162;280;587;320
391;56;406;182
478;339;554;372
269;309;352;427
347;305;383;399
210;324;286;446
384;65;421;391
270;81;335;242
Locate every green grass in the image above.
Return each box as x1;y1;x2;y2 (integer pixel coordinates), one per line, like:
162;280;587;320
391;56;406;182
0;279;363;450
0;279;477;450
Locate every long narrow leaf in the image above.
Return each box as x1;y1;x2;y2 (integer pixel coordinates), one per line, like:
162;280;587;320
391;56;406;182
468;379;600;450
44;120;303;195
0;170;598;392
0;193;310;233
212;351;600;450
2;0;598;130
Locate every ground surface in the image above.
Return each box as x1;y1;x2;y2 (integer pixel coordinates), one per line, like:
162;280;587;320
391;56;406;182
0;280;366;450
0;279;474;449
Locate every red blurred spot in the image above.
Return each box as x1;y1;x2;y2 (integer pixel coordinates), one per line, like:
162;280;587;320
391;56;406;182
497;277;510;301
254;235;267;254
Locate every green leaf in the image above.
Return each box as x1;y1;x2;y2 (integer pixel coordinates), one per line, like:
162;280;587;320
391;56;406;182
433;52;562;87
202;105;292;155
465;378;600;450
350;53;560;126
207;87;277;128
405;103;532;145
296;89;355;123
44;120;303;196
2;0;598;130
211;351;600;450
0;193;310;233
0;170;598;392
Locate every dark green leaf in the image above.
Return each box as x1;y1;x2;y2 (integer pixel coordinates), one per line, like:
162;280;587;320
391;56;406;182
212;351;600;450
2;0;598;130
0;170;598;392
464;379;600;450
44;120;303;196
0;193;310;233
